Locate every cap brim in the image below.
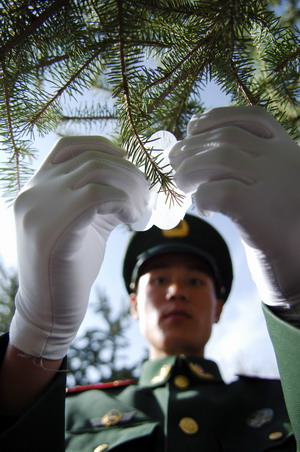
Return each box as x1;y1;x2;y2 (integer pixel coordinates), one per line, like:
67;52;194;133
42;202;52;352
130;243;222;292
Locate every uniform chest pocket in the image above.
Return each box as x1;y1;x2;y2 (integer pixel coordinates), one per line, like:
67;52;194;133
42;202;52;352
66;417;161;452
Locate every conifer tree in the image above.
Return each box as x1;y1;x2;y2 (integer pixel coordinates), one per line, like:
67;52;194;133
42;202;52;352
0;263;18;334
0;0;299;200
67;290;145;386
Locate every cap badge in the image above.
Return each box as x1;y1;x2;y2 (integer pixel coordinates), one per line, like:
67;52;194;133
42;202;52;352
162;219;189;238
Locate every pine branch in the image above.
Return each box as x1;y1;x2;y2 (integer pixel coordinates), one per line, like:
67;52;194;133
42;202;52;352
0;0;70;56
113;0;182;202
229;60;260;105
274;46;300;72
0;0;298;198
141;34;214;97
130;0;213;20
29;48;106;129
143;59;207;116
62;114;118;121
1;62;21;190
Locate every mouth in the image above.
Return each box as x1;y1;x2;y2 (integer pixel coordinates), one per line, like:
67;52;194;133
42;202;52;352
162;310;192;322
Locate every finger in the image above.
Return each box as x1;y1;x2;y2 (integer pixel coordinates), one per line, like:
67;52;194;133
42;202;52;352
67;155;149;224
170;125;270;171
42;149;147;191
194;179;252;219
174;145;260;193
45;136;126;166
74;183;148;227
68;152;148;193
187;106;281;138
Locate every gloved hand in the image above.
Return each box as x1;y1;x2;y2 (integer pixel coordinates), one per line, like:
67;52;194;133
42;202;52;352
169;106;300;323
10;136;149;359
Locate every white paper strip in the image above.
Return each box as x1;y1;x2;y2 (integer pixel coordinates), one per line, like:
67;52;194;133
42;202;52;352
131;131;192;231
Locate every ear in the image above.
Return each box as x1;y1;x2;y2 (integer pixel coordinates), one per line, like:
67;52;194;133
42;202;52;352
214;299;224;323
129;293;139;320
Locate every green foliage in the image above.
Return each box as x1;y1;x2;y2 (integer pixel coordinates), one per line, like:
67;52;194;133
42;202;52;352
67;289;145;386
0;262;17;334
0;0;299;200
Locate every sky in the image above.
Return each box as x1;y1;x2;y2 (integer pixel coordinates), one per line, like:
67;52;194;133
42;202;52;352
0;82;280;383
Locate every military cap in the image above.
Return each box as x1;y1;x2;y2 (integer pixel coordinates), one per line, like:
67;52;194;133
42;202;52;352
123;214;233;300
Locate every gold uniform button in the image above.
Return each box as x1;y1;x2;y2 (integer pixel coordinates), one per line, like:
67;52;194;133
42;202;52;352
269;431;283;440
94;444;109;452
179;417;199;434
174;375;190;389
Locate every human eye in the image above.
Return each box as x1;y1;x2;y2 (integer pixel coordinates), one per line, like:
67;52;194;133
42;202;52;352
148;270;169;285
188;276;206;287
152;276;168;285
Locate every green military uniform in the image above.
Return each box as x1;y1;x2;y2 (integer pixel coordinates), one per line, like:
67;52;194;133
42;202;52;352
65;306;300;452
0;306;298;451
65;342;295;451
0;215;299;451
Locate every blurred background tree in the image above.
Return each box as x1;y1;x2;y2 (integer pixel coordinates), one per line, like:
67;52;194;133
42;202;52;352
67;289;146;387
0;263;18;334
0;0;299;201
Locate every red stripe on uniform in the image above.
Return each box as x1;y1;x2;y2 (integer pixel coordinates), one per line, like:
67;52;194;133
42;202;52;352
66;379;136;393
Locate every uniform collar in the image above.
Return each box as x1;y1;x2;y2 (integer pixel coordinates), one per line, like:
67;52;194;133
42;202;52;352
139;355;224;387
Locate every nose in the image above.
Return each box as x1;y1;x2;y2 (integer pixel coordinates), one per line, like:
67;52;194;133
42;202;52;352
166;282;187;302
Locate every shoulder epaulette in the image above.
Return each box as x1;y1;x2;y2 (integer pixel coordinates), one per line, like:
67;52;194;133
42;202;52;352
66;379;136;394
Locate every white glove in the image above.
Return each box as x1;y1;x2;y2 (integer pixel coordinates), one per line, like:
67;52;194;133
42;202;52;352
169;106;300;324
10;136;150;359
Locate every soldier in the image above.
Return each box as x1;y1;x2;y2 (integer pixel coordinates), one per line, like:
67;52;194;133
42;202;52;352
0;106;299;451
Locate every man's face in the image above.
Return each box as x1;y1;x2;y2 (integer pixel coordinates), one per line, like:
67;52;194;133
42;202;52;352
130;253;224;360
